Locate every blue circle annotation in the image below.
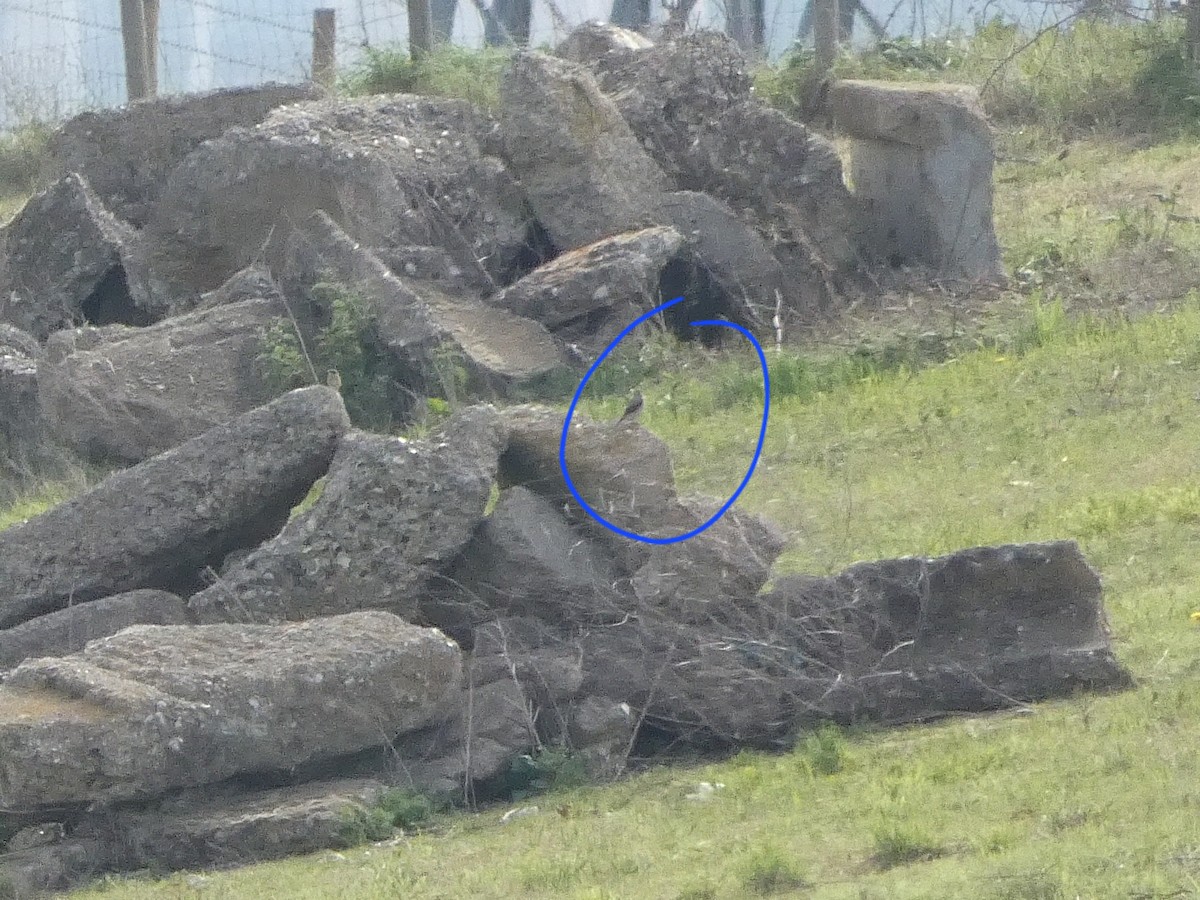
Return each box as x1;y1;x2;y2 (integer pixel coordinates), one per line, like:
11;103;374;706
558;295;771;545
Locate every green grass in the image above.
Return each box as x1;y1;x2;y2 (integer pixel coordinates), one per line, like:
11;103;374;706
341;44;512;112
0;477;93;532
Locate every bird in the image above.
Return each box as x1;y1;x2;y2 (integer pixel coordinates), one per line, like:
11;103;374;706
616;391;643;425
326;368;342;392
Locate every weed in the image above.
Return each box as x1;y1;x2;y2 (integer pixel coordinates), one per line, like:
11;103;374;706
337;803;396;845
342;44;511;112
870;823;947;870
336;789;443;846
287;477;327;521
483;747;591;802
798;723;850;776
734;844;811;895
516;855;580;891
1012;293;1071;353
0;475;94;532
0;121;50;197
258;280;405;432
378;788;445;829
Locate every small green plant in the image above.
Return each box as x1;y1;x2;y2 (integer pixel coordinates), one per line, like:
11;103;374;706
428;342;470;408
734;844;811;896
1013;293;1070;353
342;45;511;112
374;787;443;829
484;747;591;801
674;883;720;900
287;477;327;522
870;822;947;870
798;723;849;776
337;803;396;845
336;789;443;846
258;280;402;432
0;477;93;532
0;121;51;198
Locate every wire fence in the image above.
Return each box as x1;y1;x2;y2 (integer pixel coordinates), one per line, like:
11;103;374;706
0;0;1171;132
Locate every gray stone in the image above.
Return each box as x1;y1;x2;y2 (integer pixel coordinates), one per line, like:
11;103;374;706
576;30;862;314
630;498;787;625
431;486;628;635
582;30;752;190
556;21;653;64
188;405;506;625
499;53;670;251
564;696;635;777
488;226;685;353
194;264;286;312
0;326;73;500
284;211;568;391
499;403;684;574
661;191;786;333
48;83;318;228
37;298;287;464
391;678;536;797
0;173;144;341
760;540;1134;725
135;124;420;311
261;93;532;288
0;838;105;898
578;618;795;745
100;778;390;872
0;386;349;629
830;80;1003;281
373;245;473;289
0;590;189;671
0;611;461;808
689;101;863;296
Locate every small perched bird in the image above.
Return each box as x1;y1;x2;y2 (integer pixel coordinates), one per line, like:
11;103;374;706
617;390;643;425
326;368;343;392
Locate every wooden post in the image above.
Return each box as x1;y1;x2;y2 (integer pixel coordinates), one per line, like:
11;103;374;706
408;0;435;61
813;0;839;78
312;8;337;92
1188;0;1200;67
143;0;160;96
119;0;152;102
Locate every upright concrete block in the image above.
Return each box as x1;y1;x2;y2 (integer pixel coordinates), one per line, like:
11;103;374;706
830;79;1004;282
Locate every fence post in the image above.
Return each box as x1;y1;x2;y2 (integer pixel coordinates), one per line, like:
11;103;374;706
312;8;337;92
119;0;152;102
813;0;839;79
408;0;435;60
1189;0;1200;67
143;0;160;96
